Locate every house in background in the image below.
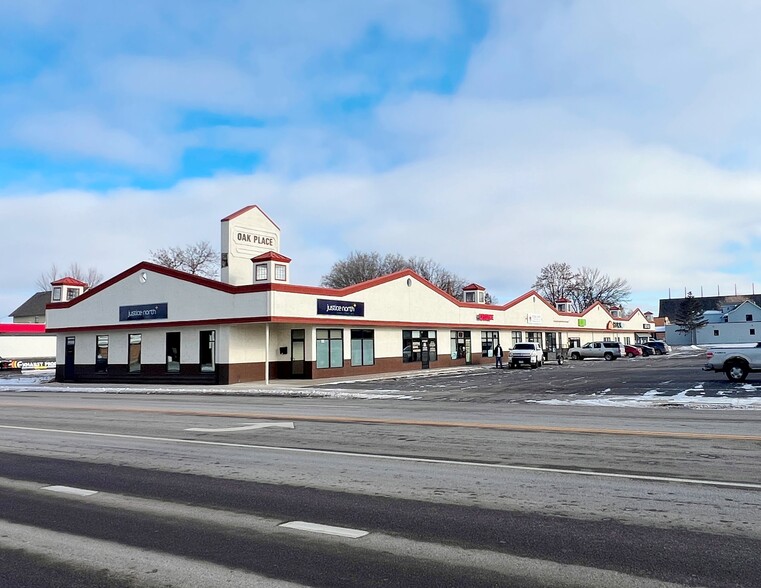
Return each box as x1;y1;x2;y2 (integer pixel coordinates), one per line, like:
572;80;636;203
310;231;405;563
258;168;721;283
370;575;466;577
665;300;761;345
9;291;49;323
2;288;62;366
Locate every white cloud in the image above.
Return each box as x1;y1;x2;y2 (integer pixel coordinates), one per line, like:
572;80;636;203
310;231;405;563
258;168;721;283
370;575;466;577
5;1;761;320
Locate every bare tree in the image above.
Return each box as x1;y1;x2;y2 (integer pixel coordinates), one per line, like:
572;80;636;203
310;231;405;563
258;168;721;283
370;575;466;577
532;262;576;305
320;251;492;301
150;241;218;279
533;262;630;311
570;266;631;312
36;263;103;291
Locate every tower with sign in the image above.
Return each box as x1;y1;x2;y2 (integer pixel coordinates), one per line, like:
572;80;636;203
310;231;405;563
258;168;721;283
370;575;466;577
220;206;282;286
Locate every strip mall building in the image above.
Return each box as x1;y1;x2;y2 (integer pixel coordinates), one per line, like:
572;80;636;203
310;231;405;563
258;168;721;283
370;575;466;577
46;206;655;384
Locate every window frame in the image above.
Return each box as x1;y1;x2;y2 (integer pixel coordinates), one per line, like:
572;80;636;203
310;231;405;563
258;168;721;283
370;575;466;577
166;332;181;373
450;330;471;359
95;335;109;373
200;330;216;373
274;264;287;281
350;329;375;367
481;331;499;357
128;333;142;373
316;328;343;369
402;330;438;363
255;263;268;281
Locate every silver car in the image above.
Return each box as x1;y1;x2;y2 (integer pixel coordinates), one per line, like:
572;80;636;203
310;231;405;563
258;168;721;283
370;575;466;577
568;341;624;361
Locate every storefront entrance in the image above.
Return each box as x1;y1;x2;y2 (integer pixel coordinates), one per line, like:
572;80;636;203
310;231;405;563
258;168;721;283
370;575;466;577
64;336;75;381
291;329;305;378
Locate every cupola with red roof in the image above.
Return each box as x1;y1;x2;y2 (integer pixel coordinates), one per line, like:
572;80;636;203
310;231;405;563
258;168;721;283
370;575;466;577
251;251;292;284
462;283;486;304
556;297;571;313
50;277;87;303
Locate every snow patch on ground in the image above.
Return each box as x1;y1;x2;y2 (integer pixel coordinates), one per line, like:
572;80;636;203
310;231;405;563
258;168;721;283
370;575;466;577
529;387;761;410
0;376;418;400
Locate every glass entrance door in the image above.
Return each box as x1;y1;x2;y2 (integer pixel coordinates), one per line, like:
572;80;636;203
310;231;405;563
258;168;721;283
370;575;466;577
291;329;305;377
64;336;75;381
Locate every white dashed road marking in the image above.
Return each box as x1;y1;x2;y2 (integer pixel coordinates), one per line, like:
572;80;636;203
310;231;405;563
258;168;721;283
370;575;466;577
279;521;368;538
42;485;98;497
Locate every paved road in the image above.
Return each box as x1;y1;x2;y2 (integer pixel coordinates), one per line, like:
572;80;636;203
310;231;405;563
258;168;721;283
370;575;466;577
0;355;760;586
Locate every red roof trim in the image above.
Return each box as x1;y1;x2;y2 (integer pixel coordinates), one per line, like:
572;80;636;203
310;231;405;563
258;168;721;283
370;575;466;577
462;283;485;291
0;323;47;334
220;205;280;230
45;315;648;334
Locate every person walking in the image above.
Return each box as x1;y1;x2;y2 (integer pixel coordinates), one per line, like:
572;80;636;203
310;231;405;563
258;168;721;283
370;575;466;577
494;342;503;369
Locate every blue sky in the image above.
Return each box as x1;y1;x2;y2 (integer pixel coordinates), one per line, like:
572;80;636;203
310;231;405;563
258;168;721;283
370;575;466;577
3;0;761;318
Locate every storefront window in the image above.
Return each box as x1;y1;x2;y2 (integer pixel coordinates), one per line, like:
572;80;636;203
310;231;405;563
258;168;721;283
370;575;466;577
200;330;215;372
544;332;557;353
317;329;343;368
402;330;437;363
95;335;108;372
527;332;542;345
351;330;374;366
511;331;523;346
128;334;141;373
481;331;499;357
166;332;181;373
450;331;471;359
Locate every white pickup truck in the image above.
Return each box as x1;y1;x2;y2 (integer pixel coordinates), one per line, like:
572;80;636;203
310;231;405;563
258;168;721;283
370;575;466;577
703;343;761;382
508;342;543;369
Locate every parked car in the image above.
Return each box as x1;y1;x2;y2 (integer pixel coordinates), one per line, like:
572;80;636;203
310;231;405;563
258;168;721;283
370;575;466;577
634;344;656;357
508;342;544;369
623;345;642;358
703;342;761;381
568;341;625;361
644;340;671;355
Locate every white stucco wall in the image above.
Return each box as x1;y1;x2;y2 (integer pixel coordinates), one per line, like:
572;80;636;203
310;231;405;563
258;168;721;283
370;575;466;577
0;335;56;359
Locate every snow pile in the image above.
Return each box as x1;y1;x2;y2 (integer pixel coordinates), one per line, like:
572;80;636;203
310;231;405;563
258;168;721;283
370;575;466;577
529;387;761;410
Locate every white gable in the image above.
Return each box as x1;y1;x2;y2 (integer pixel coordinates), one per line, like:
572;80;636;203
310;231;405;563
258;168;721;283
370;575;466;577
221;206;281;286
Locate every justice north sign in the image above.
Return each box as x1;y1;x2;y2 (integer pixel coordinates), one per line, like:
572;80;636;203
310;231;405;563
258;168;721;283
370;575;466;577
317;299;365;317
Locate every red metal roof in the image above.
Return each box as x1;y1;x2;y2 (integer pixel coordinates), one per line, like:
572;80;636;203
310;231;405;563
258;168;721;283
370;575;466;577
251;251;292;263
462;283;486;291
50;277;87;287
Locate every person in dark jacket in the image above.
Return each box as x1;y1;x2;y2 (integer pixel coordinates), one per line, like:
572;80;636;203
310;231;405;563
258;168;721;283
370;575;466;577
494;343;503;368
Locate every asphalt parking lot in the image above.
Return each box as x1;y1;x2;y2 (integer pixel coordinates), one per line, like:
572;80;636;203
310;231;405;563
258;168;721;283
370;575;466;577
314;347;761;408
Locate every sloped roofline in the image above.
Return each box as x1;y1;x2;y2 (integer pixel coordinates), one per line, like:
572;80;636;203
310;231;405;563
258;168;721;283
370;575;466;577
221;205;280;230
45;259;650;322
